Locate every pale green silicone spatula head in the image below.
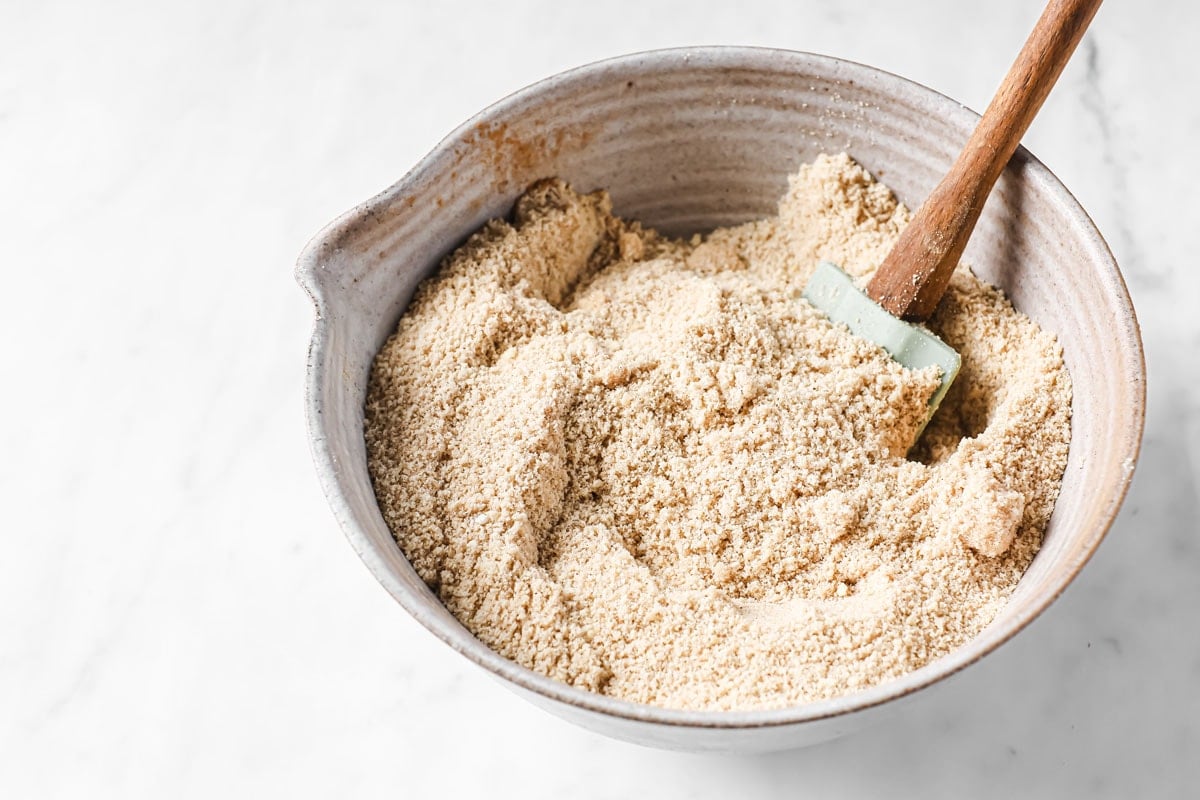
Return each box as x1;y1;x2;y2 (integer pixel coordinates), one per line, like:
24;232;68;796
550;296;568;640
801;0;1102;438
803;261;960;437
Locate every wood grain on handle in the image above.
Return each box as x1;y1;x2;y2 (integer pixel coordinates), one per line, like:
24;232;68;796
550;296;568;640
866;0;1103;321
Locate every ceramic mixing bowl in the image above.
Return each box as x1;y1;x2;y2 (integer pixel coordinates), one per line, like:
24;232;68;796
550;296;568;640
296;47;1145;752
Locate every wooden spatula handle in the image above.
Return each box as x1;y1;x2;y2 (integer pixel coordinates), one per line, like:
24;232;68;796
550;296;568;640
866;0;1102;322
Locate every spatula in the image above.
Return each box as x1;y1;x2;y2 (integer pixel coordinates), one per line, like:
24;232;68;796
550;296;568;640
802;0;1102;434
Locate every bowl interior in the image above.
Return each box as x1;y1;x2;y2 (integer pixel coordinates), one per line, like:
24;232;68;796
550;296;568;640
297;48;1144;749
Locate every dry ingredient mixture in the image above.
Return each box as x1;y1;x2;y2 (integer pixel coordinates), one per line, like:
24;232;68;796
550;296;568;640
364;154;1072;711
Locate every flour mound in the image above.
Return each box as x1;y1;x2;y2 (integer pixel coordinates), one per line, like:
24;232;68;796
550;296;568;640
364;154;1072;711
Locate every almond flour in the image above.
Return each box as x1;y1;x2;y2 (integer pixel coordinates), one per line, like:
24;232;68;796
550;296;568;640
364;154;1072;711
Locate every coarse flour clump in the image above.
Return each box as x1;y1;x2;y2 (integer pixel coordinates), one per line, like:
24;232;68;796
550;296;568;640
364;154;1072;711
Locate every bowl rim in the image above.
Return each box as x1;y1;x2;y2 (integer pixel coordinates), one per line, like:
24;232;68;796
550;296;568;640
296;45;1146;730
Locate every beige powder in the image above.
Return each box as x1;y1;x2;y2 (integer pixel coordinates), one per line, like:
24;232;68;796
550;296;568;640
364;154;1072;711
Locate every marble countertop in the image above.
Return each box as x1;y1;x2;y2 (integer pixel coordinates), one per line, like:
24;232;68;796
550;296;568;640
3;0;1196;796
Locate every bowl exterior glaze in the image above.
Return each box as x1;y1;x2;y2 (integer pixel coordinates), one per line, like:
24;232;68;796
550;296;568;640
296;47;1145;753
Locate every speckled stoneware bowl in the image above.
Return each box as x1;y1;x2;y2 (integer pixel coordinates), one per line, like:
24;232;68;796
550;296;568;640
296;47;1145;752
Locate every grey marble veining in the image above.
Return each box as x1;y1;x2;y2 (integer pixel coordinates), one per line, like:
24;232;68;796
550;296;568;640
1;0;1196;796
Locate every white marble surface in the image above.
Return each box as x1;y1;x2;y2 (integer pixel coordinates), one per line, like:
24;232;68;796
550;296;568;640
2;0;1197;796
